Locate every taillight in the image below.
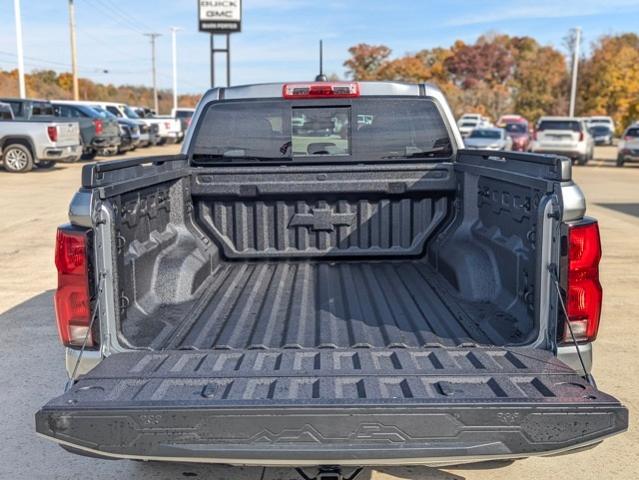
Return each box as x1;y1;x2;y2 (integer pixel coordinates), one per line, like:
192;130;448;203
164;121;171;129
563;221;602;343
283;82;360;99
54;226;94;348
93;119;103;135
578;131;584;141
47;125;58;142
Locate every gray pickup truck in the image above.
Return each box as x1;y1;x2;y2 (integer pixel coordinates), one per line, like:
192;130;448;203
0;99;81;172
37;82;627;474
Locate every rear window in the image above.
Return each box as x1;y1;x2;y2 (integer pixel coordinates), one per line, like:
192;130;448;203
31;102;54;117
176;110;193;118
461;122;477;127
469;129;501;139
625;128;639;138
538;120;581;132
192;98;452;163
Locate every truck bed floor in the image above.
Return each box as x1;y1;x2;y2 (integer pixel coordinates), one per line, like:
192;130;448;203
151;261;528;350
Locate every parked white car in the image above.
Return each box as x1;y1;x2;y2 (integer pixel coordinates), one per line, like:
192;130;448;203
531;116;594;165
617;124;639;167
588;116;616;134
463;127;513;150
457;114;491;137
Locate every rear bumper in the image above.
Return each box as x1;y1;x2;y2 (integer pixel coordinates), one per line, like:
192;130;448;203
41;145;81;162
92;135;121;149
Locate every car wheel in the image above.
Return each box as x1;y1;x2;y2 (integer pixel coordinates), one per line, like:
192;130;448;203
36;160;56;169
617;155;625;167
2;143;34;172
576;154;588;165
82;150;97;160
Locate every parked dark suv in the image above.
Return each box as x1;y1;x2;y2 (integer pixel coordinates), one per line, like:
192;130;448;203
52;102;121;158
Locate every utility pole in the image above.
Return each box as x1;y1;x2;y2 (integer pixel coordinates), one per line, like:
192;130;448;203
569;27;581;118
144;33;161;114
13;0;26;98
170;27;182;113
68;0;79;100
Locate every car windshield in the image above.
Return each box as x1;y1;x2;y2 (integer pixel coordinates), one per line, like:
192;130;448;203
192;98;453;163
505;123;527;133
538;120;581;132
626;128;639;138
122;106;140;119
469;129;501;139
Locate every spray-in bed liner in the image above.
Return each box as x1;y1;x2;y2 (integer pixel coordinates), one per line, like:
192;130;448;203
138;260;531;350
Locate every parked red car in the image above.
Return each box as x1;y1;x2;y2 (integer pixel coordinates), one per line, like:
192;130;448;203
504;121;532;151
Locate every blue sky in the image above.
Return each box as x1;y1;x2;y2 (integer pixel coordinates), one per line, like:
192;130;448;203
1;0;639;94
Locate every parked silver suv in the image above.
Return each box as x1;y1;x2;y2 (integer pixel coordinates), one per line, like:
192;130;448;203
531;116;594;165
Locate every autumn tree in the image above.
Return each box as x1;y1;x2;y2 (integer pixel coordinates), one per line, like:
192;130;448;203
344;44;391;80
579;33;639;133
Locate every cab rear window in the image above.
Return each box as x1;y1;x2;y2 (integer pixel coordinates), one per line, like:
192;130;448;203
191;98;452;164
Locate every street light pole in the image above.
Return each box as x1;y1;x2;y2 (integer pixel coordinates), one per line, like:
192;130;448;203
68;0;79;100
170;27;182;113
144;33;162;114
13;0;26;98
569;27;581;118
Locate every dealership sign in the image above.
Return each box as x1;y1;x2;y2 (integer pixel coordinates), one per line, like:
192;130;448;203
198;0;242;33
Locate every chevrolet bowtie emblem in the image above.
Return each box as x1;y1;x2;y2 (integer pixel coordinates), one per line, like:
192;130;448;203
288;208;356;231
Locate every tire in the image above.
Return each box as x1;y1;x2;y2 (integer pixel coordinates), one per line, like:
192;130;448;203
36;160;56;169
617;155;625;167
576;154;588;165
2;143;34;172
81;150;97;160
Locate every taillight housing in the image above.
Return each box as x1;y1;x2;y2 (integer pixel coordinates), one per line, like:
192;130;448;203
93;119;103;135
47;125;58;142
561;221;603;343
578;131;584;142
54;226;95;348
283;82;360;99
165;121;171;129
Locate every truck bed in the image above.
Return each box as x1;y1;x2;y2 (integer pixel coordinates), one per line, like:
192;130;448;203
130;260;528;351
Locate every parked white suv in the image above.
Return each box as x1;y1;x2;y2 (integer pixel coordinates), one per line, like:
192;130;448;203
531;116;594;165
617;124;639;167
457;113;491;137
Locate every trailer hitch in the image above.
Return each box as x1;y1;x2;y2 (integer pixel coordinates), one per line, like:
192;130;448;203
294;466;364;480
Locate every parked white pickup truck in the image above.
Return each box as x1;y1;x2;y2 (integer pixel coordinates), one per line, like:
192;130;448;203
134;107;184;144
0;103;81;172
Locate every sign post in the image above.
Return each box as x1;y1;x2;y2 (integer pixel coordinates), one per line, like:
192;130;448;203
198;0;241;88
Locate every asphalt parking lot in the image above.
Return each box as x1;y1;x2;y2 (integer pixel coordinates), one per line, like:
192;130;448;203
0;145;637;480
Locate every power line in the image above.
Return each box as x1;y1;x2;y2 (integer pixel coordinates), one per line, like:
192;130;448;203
97;0;155;33
82;0;145;35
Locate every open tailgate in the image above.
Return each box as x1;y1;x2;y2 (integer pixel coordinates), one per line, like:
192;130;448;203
36;347;627;466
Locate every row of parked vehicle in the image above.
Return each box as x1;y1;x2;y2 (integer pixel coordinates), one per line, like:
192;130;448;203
457;113;639;166
0;97;195;172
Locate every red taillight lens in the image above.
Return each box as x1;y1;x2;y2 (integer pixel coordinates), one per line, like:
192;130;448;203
579;131;584;142
283;82;360;99
564;222;602;343
165;121;171;129
93;119;103;135
47;125;58;142
54;226;93;347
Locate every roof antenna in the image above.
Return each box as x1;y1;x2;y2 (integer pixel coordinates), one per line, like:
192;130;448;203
315;39;327;82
